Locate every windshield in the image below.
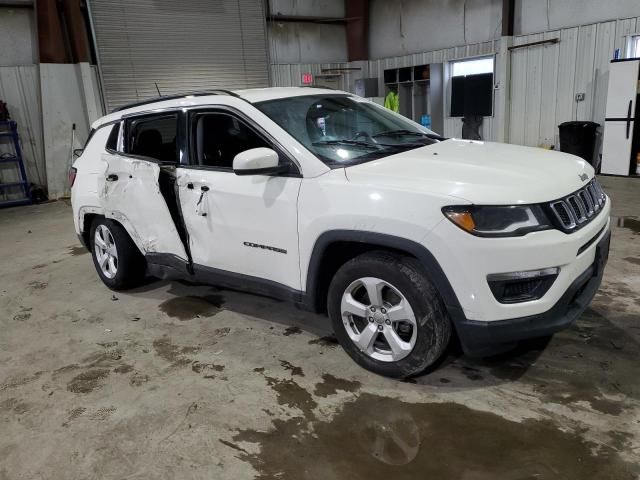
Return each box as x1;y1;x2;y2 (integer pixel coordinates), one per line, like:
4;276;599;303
255;94;445;167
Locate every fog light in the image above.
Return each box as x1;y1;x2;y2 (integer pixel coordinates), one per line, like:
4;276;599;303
487;267;559;304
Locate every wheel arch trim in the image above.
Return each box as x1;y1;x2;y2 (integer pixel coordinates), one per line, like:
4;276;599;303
78;206;146;256
305;230;466;324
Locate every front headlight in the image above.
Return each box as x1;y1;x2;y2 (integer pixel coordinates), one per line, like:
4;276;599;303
442;205;552;237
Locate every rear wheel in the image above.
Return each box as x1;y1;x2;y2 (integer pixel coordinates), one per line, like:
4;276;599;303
90;218;146;290
327;251;451;378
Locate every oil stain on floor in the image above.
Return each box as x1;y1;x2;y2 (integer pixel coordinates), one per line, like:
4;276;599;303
412;307;640;416
152;336;201;367
230;391;638;480
158;294;225;320
68;245;88;256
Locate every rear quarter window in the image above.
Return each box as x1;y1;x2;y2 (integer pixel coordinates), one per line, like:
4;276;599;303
105;122;121;151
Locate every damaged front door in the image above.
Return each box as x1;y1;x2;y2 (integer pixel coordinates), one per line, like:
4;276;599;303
176;109;302;291
98;115;187;261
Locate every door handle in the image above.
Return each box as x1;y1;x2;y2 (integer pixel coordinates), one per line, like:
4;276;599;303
187;183;194;189
196;186;209;217
106;174;118;182
626;100;633;140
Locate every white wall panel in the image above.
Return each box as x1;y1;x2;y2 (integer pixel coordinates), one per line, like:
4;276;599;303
0;8;37;66
40;64;103;199
524;33;544;147
574;24;597;121
509;15;640;154
556;27;579;131
269;23;347;64
592;21;617;157
515;0;640;36
369;0;502;59
0;66;45;192
267;0;347;63
538;31;560;147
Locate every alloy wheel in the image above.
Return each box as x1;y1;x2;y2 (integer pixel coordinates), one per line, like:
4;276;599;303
94;224;118;279
340;277;418;362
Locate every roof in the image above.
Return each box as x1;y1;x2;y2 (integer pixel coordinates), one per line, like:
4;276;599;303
233;87;339;103
94;87;343;129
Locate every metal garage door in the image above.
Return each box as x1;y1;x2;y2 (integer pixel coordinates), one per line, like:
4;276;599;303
87;0;270;112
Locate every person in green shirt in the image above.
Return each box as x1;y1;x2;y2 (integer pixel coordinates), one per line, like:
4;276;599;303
384;89;399;113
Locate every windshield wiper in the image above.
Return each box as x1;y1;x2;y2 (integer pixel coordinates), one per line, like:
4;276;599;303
373;129;445;141
312;139;381;150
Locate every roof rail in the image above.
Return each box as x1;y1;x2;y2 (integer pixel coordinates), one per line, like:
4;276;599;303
111;89;242;113
301;85;337;90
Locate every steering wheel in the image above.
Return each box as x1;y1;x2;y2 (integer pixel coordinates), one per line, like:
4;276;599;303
352;131;375;142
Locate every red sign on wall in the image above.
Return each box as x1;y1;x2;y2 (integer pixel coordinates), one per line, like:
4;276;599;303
302;73;313;85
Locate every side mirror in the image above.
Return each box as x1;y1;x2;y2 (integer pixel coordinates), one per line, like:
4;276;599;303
73;148;84;159
233;148;289;176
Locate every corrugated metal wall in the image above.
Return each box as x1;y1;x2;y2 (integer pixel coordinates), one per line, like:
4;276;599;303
0;66;46;196
509;16;639;149
89;0;270;112
366;40;501;140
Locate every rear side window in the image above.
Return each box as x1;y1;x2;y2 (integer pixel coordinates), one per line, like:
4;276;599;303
126;113;178;162
105;123;120;151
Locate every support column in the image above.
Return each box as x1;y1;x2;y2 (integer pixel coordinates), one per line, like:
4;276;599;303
35;0;67;63
346;0;369;61
502;0;515;37
62;0;91;63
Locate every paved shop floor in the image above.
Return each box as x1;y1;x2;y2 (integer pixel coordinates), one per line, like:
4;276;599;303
0;176;639;479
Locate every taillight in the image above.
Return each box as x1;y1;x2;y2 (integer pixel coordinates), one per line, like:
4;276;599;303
68;167;77;187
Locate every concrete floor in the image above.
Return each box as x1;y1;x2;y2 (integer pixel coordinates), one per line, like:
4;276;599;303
1;176;639;479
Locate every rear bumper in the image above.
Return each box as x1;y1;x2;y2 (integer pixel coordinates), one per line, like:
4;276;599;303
455;230;610;357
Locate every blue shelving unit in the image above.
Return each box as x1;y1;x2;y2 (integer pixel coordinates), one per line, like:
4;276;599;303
0;121;31;208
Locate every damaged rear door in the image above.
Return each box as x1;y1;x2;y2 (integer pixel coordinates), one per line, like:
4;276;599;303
98;113;188;261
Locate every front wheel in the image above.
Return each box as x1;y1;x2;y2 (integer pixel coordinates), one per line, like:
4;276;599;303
90;217;146;290
327;251;451;378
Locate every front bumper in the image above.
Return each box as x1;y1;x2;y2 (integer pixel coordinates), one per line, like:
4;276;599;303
426;198;611;322
455;230;610;357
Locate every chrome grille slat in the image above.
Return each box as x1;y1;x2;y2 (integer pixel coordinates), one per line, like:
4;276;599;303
579;190;594;217
568;195;587;223
586;185;600;211
549;178;606;232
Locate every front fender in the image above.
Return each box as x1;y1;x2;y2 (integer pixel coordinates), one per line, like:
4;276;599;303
304;229;465;325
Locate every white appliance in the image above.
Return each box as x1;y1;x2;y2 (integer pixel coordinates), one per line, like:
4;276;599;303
601;59;639;176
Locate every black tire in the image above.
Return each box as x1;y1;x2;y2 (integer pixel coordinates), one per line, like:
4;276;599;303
327;251;452;378
90;217;146;290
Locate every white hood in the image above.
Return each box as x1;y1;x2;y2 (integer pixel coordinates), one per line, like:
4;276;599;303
344;139;594;204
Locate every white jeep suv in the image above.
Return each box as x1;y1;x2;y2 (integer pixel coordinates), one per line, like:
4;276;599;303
71;87;611;377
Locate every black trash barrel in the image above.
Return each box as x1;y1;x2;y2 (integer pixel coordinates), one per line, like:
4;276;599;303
558;121;599;164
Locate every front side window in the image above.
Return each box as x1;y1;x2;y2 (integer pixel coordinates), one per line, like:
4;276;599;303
255;94;443;167
192;112;271;169
126;113;178;162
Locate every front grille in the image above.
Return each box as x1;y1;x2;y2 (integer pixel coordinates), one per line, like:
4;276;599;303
549;178;606;232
